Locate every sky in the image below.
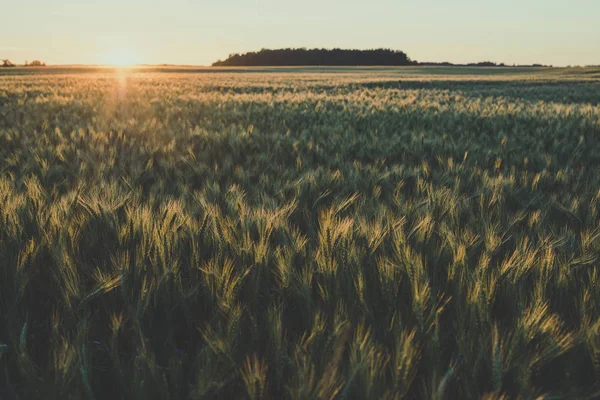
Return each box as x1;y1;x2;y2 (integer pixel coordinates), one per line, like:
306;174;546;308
1;0;599;66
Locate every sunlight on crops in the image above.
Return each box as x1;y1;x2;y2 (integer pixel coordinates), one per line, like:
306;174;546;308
0;67;599;398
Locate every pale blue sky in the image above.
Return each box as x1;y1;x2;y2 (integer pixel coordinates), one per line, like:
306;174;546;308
1;0;598;66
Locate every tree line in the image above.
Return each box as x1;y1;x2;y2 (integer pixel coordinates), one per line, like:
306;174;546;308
419;61;550;67
212;48;552;67
2;59;46;67
212;48;415;66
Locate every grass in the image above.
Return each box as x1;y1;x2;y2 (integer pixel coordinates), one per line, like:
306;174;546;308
0;66;600;399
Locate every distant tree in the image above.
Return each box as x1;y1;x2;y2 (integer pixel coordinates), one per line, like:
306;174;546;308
2;59;16;67
467;61;498;67
29;60;46;67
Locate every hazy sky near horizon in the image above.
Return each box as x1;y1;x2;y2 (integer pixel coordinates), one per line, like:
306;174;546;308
1;0;598;66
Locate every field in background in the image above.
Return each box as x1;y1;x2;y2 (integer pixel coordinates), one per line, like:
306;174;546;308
1;67;600;399
2;64;600;77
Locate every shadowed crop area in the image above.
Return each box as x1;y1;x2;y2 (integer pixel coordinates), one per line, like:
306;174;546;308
1;66;600;399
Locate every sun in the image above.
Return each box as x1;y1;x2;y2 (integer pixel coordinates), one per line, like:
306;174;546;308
99;48;139;67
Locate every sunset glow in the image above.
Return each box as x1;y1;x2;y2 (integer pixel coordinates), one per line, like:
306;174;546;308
99;48;139;67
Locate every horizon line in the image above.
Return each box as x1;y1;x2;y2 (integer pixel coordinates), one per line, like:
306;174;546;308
4;63;600;68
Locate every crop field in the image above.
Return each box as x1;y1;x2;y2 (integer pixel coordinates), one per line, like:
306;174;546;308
1;66;600;399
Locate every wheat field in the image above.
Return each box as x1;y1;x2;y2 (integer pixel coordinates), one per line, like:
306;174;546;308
1;66;600;399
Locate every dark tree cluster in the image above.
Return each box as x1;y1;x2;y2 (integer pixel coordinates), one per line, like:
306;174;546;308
212;49;552;68
212;48;415;66
25;60;46;67
1;59;47;67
